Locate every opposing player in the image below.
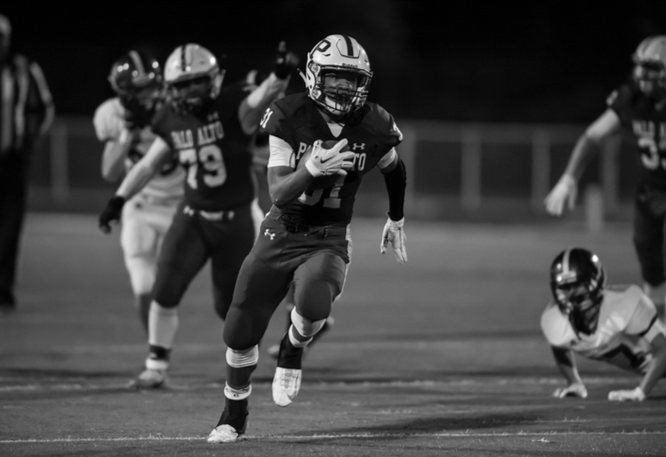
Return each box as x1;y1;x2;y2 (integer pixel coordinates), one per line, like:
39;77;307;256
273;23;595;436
545;36;666;322
98;42;298;388
208;34;408;443
94;50;184;332
541;248;666;401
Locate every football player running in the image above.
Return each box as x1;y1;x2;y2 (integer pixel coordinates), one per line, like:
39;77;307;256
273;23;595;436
542;248;666;401
98;42;298;389
545;36;666;323
94;50;184;332
208;34;408;443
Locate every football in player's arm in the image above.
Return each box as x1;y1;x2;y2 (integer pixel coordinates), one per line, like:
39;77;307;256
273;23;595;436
542;248;666;401
544;36;666;323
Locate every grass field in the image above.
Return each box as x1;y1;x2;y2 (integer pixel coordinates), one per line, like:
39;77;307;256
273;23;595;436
1;213;665;456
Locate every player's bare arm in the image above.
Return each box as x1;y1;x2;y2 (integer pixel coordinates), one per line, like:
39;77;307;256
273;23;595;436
238;41;298;135
116;136;171;200
545;109;621;215
638;333;666;395
551;346;587;398
239;73;290;135
101;128;137;182
99;136;172;233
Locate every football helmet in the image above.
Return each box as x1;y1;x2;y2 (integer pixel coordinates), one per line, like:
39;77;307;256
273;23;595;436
164;44;225;114
550;248;606;335
303;34;372;120
108;50;162;123
632;35;666;99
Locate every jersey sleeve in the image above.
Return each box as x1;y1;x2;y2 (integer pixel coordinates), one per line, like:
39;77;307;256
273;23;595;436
260;100;288;140
92;99;123;142
540;302;577;348
373;105;403;154
624;286;664;342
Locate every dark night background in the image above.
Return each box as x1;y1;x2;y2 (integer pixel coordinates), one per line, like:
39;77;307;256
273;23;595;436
4;1;666;123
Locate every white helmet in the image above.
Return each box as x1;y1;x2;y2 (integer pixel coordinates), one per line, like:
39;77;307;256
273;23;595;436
303;34;372;119
632;35;666;98
164;43;225;112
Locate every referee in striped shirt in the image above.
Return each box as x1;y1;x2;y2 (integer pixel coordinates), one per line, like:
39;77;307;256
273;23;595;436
0;14;54;313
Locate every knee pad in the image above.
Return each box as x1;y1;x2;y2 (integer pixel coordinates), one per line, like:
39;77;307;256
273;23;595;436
225;345;259;368
291;307;326;338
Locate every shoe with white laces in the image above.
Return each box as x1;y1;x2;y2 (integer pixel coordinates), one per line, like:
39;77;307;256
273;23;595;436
208;398;248;443
128;368;167;389
272;367;302;406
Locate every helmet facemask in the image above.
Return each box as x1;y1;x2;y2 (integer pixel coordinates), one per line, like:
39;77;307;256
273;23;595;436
108;51;163;128
632;61;666;100
169;70;223;115
164;44;225;115
632;36;666;101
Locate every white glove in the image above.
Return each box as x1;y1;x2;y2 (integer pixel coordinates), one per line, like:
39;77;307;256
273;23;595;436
380;217;407;264
305;138;356;177
544;174;577;216
553;382;587;399
608;386;646;402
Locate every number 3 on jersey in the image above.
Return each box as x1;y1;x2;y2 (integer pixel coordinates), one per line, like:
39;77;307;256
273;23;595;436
179;145;227;189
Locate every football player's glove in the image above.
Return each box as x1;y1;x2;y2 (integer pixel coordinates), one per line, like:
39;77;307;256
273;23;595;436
608;386;646;402
544;174;577;216
552;382;587;399
273;41;299;80
99;196;126;234
380;217;407;264
305;139;355;177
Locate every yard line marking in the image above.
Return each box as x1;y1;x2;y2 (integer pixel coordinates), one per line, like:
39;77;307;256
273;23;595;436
2;430;666;444
0;377;638;393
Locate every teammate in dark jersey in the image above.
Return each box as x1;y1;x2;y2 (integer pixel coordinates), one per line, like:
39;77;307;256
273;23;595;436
545;35;666;324
208;34;408;444
98;42;298;389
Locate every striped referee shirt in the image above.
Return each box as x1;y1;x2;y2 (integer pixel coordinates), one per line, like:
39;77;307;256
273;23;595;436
0;53;54;155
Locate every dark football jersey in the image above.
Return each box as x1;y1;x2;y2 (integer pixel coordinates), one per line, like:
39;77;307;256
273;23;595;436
151;85;255;211
608;84;666;189
261;93;403;226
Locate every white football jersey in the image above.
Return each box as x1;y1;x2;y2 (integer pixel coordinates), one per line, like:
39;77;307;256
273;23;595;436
541;284;666;374
93;98;184;200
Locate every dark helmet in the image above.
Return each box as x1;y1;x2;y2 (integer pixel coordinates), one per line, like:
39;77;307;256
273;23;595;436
108;50;162;125
550;248;606;334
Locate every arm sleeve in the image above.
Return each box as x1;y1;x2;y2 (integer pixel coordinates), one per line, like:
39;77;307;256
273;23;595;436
381;154;406;221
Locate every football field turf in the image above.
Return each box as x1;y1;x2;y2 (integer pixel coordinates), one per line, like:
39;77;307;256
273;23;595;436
1;213;665;456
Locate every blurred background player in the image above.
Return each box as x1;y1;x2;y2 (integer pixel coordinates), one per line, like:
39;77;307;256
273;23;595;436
0;13;54;313
93;50;184;332
545;36;666;323
99;42;298;388
541;247;666;401
208;34;407;443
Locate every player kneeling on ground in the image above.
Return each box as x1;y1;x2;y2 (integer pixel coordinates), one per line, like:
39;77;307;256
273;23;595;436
541;248;666;401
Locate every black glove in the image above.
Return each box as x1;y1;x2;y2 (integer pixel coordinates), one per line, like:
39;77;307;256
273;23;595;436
273;41;299;80
99;196;126;234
